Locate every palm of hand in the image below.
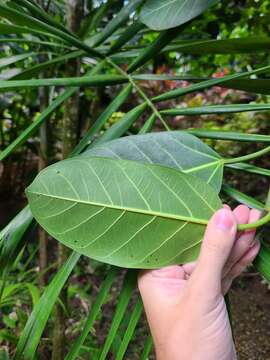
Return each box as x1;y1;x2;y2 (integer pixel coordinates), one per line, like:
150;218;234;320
139;205;260;360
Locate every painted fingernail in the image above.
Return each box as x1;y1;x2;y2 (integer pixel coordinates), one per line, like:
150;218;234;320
214;209;234;232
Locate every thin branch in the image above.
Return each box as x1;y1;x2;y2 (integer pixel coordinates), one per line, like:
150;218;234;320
106;57;171;131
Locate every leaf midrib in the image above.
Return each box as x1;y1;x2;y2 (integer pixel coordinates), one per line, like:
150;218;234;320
27;190;209;225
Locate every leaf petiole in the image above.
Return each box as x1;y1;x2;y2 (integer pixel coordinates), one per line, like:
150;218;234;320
223;145;270;164
237;210;270;231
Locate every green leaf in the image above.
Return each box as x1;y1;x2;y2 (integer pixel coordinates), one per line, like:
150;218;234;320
0;88;77;162
227;163;270;177
222;184;264;210
165;37;270;54
139;113;156;134
115;298;143;360
65;268;119;360
83;131;223;191
26;157;222;269
140;335;153;360
80;1;110;38
91;0;144;47
127;26;185;73
254;242;270;283
13;0;73;36
90;103;147;147
71;84;132;155
99;271;137;360
0;37;70;49
153;64;270;102
0;22;58;38
224;78;270;95
140;0;219;30
0;52;35;70
12;50;85;80
0;4;101;58
0;74;127;91
161;103;270;116
0;206;33;276
14;251;80;359
188;129;270;143
109;21;145;54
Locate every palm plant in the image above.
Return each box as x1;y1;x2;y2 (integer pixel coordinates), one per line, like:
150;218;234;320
1;0;270;358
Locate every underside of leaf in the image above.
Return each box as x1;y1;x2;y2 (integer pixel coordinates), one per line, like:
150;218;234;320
26;157;222;268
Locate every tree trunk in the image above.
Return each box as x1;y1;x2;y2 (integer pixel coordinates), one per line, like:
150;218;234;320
52;1;85;359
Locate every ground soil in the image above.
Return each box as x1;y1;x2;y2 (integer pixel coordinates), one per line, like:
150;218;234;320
231;273;270;360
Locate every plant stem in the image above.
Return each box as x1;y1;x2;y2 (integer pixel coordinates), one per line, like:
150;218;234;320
238;210;270;230
106;57;171;131
223;145;270;164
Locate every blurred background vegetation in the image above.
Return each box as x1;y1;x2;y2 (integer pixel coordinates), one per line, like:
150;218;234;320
1;0;270;359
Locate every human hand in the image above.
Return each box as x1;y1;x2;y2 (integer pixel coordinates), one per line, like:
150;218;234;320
138;205;261;360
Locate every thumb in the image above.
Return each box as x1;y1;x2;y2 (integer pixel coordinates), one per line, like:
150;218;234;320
190;208;237;292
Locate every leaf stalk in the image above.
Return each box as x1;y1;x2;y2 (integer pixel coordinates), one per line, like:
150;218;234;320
223;145;270;164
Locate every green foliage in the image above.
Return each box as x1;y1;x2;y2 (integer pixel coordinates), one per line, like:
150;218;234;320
1;0;270;358
140;0;220;30
26;154;222;268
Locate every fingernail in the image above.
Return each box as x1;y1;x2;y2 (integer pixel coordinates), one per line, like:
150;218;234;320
214;209;234;232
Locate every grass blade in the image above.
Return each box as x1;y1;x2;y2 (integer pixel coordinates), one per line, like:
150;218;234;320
92;0;144;47
139;113;156;134
161;103;270;116
140;335;153;360
71;84;132;155
90;102;147;147
12;50;85;80
153;64;270;102
0;4;101;58
109;21;145;54
222;184;264;210
227;163;270;177
254;242;270;283
115;299;143;360
65;267;119;360
14;252;80;359
128;25;186;73
13;0;72;35
165;37;270;54
0;74;126;91
0;52;35;70
0;22;60;39
0;88;77;162
188;129;270;143
99;270;137;360
0;206;33;277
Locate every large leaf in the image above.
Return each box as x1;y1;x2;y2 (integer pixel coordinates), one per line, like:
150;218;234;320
83;131;223;191
26;157;222;269
140;0;219;30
